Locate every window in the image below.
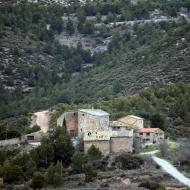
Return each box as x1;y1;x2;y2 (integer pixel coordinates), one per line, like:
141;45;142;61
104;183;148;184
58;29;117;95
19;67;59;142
88;132;91;136
82;114;84;116
140;133;143;135
146;133;150;136
27;136;34;141
80;128;82;132
117;126;120;130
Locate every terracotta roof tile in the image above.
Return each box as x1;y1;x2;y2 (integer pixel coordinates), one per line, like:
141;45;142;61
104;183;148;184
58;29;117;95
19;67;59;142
137;128;159;133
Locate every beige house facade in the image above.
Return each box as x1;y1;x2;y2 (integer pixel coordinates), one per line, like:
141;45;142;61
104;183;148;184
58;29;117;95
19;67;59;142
118;115;144;130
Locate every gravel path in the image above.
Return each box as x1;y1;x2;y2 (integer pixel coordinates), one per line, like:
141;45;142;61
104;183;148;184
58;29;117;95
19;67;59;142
34;110;50;133
152;156;190;187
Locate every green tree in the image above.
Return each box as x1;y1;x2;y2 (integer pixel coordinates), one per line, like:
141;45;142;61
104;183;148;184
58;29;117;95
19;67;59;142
13;153;36;178
47;162;62;186
66;18;75;35
96;12;101;22
71;151;86;173
34;137;54;167
83;164;97;182
106;12;115;23
2;161;23;184
150;113;166;130
77;7;86;23
159;139;169;158
53;127;74;165
87;145;102;160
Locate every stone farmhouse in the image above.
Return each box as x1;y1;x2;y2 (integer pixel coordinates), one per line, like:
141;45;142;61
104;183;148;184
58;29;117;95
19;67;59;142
136;128;165;145
57;109;133;155
57;109;164;154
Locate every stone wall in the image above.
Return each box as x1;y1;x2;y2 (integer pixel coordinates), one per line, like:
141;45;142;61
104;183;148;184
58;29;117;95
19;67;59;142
78;111;109;137
57;111;78;136
84;136;133;155
84;140;110;155
110;136;133;153
0;138;20;146
65;111;78;136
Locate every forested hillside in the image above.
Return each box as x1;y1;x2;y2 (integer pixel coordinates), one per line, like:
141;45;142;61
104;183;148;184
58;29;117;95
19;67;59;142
50;83;190;138
0;0;190;133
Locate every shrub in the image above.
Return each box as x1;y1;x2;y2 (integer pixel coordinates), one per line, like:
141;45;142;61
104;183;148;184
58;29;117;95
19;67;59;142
31;172;46;189
15;186;32;190
159;140;169;158
83;164;97;182
87;145;102;160
71;151;86;173
47;162;62;187
2;162;23;184
139;180;165;190
115;153;144;170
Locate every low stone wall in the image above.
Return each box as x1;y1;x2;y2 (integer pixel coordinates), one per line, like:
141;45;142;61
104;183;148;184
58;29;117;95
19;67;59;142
84;136;133;155
0;138;21;147
84;140;110;155
110;136;133;153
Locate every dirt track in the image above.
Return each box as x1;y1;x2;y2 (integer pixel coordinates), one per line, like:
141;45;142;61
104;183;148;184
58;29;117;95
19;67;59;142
34;110;50;133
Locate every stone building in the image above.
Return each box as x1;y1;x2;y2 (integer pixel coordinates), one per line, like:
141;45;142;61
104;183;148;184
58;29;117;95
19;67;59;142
117;115;144;130
57;111;78;136
56;109;146;155
78;109;110;137
83;130;133;155
24;131;45;142
136;128;164;145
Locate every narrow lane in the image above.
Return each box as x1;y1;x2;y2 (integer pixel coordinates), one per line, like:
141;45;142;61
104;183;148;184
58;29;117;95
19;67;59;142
152;156;190;187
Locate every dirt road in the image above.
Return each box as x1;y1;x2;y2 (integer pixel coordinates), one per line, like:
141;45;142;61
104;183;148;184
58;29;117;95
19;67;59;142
152;156;190;187
34;110;50;133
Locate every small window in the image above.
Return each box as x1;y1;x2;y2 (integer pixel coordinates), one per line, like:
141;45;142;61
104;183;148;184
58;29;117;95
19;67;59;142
147;133;150;136
140;133;143;135
117;126;120;130
82;114;85;116
88;132;91;136
81;128;82;132
27;136;34;141
73;113;76;116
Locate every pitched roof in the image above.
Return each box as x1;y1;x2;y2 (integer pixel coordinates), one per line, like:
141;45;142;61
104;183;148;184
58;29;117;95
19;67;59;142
128;115;144;120
137;128;159;133
109;121;126;126
118;115;143;125
79;109;109;116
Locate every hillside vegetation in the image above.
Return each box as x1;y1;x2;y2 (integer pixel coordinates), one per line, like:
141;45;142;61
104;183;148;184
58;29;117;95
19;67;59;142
0;0;190;137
